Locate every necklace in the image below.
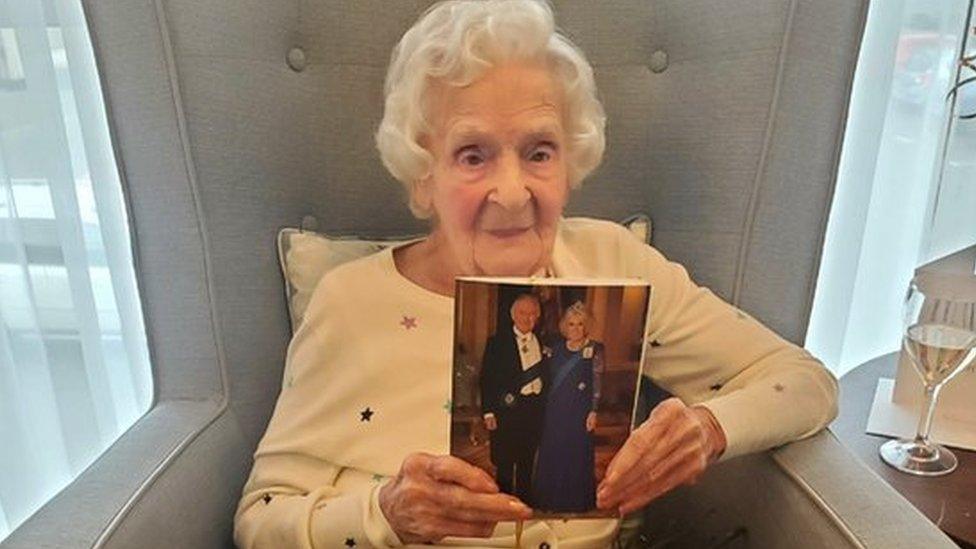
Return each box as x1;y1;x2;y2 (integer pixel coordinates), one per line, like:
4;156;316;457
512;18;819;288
566;338;588;352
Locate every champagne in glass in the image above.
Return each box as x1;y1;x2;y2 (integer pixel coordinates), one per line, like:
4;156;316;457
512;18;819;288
903;324;976;387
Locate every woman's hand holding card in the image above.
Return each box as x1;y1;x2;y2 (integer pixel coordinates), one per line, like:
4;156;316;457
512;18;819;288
378;453;532;543
595;397;727;515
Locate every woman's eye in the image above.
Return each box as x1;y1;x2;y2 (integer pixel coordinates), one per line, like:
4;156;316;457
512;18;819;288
457;147;486;167
528;143;556;163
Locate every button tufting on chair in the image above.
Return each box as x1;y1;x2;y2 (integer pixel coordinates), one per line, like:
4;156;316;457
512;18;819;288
300;215;319;232
648;49;668;73
287;47;307;72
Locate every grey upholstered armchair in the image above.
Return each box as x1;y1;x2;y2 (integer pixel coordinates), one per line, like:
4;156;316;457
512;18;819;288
1;1;959;548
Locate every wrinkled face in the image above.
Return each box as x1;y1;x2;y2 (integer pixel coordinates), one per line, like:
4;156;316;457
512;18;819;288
511;298;541;334
562;314;587;342
418;62;569;276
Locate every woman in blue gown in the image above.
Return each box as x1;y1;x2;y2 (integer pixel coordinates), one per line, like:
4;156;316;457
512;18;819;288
533;302;603;512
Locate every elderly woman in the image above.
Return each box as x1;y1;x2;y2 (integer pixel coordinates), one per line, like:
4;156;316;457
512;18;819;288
532;302;603;513
234;0;838;547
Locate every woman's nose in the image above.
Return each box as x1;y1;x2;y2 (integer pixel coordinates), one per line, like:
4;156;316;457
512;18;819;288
489;151;531;210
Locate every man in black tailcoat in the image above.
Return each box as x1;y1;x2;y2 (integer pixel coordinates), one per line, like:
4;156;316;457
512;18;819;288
480;293;548;505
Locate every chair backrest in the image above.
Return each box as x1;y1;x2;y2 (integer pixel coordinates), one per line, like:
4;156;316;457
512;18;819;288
34;1;863;547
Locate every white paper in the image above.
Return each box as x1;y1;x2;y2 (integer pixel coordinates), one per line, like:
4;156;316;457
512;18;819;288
866;378;976;451
891;351;976;422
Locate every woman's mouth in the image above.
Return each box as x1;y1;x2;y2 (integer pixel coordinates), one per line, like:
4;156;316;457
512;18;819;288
485;226;532;239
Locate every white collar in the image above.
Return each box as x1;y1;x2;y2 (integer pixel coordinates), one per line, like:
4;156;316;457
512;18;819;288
513;326;535;339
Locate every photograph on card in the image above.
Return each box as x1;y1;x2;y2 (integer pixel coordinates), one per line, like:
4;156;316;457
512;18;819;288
450;277;652;518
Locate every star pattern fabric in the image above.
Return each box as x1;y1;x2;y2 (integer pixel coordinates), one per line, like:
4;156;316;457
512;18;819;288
400;315;418;330
360;407;374;422
235;217;837;548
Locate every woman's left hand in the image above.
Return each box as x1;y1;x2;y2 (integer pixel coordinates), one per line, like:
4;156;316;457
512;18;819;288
596;397;726;515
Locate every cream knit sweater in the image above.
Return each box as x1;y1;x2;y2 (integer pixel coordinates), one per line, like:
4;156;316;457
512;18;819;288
234;217;838;548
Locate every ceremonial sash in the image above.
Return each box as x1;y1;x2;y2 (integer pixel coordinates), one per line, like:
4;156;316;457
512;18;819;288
550;352;584;395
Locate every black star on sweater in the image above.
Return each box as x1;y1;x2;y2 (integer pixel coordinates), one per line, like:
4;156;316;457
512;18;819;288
360;407;374;422
345;538;356;547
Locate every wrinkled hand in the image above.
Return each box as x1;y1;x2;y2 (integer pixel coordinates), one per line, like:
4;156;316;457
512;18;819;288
379;453;532;543
585;411;597;433
596;397;726;515
484;415;498;431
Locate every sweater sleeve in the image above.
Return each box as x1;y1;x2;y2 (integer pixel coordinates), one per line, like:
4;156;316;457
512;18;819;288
616;227;838;461
234;457;401;548
234;268;403;548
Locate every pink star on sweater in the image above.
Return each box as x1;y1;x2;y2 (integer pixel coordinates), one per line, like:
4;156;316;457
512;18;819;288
400;316;418;330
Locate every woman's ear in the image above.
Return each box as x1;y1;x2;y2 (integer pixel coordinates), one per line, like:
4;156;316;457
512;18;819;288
411;176;434;219
410;132;437;219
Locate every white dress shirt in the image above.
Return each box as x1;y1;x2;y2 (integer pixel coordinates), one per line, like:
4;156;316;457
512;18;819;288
513;326;544;395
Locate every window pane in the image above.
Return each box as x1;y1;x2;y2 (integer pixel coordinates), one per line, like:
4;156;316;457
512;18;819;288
925;23;976;261
0;0;152;541
807;0;972;375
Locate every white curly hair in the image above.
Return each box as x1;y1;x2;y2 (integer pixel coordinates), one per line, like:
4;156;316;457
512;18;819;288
375;0;607;218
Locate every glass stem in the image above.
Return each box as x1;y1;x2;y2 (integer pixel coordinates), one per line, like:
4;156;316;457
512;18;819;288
914;383;942;445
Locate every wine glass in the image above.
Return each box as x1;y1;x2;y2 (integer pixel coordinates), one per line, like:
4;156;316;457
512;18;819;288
879;276;976;476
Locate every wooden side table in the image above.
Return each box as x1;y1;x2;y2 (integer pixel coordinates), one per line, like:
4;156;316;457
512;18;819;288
831;352;975;548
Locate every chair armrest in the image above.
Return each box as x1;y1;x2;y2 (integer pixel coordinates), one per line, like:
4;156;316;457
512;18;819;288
0;398;246;549
639;430;956;548
771;429;956;547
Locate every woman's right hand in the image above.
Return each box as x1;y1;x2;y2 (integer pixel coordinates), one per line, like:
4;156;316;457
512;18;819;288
378;452;533;543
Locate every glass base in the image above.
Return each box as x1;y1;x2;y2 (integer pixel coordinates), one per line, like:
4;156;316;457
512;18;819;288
879;438;958;476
